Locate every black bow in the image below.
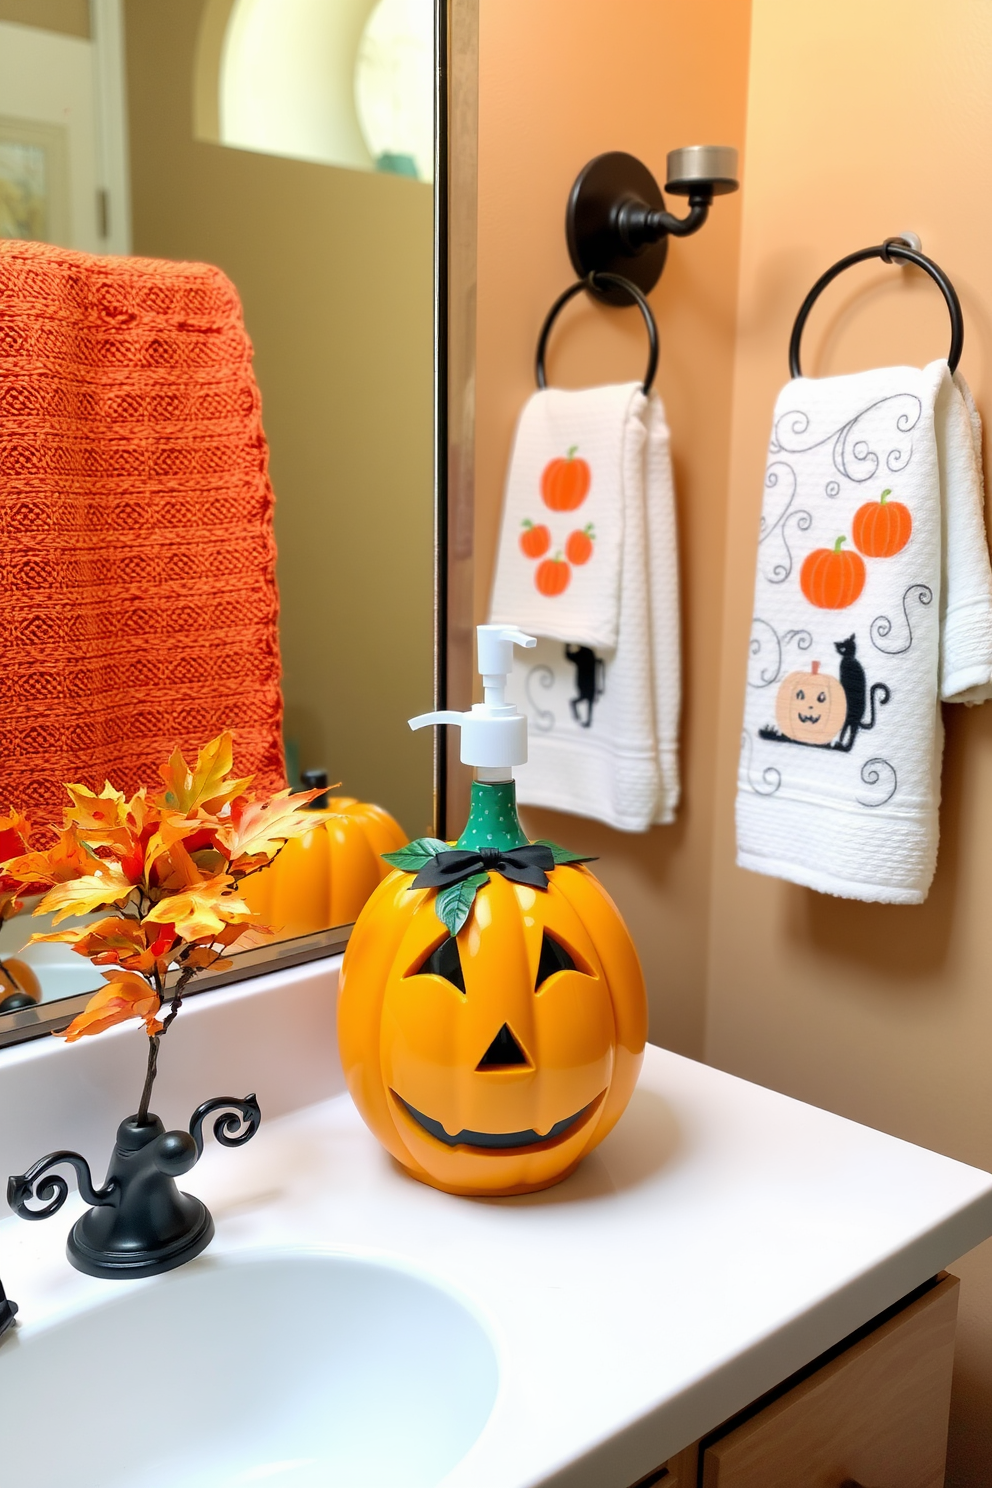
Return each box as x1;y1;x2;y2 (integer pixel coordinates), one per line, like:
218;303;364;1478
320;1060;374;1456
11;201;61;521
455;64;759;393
411;843;557;893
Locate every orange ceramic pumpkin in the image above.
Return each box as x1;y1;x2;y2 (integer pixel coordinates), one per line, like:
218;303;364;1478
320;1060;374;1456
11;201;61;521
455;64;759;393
243;796;407;937
852;488;912;558
337;785;647;1197
535;554;571;597
565;524;595;566
775;660;846;746
800;535;866;609
519;519;551;559
540;446;591;511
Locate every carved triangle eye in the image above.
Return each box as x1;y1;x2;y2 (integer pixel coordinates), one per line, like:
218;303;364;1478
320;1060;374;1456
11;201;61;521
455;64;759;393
535;931;575;989
413;936;465;993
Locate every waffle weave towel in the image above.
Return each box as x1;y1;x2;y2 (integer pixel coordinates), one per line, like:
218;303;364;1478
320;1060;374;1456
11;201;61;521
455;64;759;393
0;239;284;827
491;383;681;831
737;359;992;903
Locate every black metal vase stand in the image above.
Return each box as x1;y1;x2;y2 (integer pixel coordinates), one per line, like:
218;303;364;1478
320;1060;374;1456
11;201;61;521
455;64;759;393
0;1275;17;1337
6;1095;260;1280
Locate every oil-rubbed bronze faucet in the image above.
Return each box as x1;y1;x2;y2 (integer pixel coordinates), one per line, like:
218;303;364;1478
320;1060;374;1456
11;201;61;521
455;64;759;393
0;1273;17;1338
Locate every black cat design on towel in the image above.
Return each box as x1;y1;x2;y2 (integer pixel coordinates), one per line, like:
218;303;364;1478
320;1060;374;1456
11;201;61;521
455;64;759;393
759;635;891;752
565;645;605;728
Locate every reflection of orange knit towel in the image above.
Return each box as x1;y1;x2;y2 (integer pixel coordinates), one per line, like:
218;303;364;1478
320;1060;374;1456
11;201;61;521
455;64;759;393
0;240;284;829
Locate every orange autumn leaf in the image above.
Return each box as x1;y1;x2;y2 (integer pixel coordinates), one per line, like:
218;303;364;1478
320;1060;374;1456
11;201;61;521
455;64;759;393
0;886;24;920
61;970;163;1042
216;789;321;867
143;875;254;941
219;920;274;953
31;915;173;973
62;787;155;880
36;862;135;924
156;732;253;817
2;828;93;890
149;835;212;896
142;815;212;883
0;807;32;862
180;945;233;973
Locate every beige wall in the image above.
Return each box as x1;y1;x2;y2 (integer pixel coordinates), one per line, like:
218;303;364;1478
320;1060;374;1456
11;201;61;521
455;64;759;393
475;0;752;1057
707;4;992;1484
476;0;992;1480
0;0;89;36
124;0;435;837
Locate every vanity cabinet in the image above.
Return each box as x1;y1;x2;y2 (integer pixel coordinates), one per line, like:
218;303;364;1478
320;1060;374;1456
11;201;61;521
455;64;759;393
644;1273;958;1488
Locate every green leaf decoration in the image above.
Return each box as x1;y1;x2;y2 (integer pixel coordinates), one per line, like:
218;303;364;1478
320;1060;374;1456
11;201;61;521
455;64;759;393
381;837;449;874
535;839;599;867
435;872;490;937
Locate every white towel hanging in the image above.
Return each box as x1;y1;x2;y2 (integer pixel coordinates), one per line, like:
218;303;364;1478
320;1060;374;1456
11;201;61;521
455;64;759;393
491;383;681;832
737;360;992;903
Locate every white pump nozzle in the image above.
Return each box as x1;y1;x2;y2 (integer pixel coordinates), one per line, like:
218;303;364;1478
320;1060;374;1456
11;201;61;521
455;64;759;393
409;624;536;778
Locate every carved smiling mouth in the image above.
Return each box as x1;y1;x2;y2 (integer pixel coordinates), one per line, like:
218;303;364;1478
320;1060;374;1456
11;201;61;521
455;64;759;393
798;712;822;724
392;1091;603;1151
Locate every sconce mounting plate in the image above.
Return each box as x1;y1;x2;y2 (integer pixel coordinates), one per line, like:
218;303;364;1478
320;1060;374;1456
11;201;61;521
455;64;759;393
566;152;668;306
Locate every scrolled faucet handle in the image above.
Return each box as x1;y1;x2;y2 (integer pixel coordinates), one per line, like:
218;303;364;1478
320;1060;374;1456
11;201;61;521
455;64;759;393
188;1094;261;1160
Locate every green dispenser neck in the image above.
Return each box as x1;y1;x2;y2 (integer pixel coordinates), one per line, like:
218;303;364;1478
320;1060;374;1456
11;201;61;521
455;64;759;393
455;780;529;852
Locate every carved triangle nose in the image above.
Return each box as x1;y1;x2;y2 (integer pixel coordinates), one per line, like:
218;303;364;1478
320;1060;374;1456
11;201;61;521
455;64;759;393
476;1023;530;1070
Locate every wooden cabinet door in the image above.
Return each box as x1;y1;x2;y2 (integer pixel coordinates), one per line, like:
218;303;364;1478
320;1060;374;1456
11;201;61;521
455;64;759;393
701;1274;958;1488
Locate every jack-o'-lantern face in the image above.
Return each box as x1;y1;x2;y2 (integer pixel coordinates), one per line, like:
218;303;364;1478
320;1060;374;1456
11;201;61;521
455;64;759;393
338;867;647;1196
775;660;845;746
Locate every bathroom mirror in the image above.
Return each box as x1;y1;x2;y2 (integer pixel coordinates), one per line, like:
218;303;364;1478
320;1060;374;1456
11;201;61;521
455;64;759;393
0;0;477;1043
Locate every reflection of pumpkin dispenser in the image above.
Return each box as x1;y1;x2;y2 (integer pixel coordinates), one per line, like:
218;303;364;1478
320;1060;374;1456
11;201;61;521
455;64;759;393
337;624;648;1197
243;777;406;938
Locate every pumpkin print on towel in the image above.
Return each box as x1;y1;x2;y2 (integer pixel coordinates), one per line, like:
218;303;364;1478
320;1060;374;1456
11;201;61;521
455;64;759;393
565;524;595;566
535;554;571;597
852;487;912;558
519;519;551;559
541;445;591;511
800;535;866;609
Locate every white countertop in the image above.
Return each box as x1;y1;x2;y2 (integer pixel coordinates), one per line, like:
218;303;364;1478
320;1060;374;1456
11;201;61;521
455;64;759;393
2;984;991;1488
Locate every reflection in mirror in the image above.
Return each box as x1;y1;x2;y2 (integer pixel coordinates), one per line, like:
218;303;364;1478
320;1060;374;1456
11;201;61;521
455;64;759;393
0;0;438;1033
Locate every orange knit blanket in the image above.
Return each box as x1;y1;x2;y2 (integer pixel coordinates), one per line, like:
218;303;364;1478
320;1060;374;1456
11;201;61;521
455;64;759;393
0;239;284;831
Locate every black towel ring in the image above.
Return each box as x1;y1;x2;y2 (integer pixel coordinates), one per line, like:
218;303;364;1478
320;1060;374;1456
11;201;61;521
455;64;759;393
536;271;659;395
789;239;964;379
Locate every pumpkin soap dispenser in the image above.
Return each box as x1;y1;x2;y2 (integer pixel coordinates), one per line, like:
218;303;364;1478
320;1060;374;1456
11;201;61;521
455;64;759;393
337;624;648;1197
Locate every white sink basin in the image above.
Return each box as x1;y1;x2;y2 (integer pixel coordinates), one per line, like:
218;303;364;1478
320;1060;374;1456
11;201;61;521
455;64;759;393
0;1251;499;1487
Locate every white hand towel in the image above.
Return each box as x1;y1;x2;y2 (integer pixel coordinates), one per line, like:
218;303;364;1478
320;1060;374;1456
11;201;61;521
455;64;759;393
490;384;680;832
737;359;992;904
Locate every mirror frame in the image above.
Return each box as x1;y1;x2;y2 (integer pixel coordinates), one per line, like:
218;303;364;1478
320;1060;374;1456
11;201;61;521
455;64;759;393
0;0;480;1049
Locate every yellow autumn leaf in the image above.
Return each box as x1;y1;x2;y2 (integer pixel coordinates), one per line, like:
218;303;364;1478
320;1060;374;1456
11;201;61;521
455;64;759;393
62;781;135;848
217;789;321;866
143;875;255;941
35;862;135;924
156;732;254;816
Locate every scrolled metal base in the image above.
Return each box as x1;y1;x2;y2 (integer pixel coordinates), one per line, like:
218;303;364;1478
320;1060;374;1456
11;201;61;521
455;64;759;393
67;1194;214;1280
7;1093;259;1282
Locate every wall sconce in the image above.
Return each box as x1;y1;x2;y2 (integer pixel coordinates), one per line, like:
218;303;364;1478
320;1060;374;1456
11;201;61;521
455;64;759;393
565;146;739;305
